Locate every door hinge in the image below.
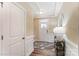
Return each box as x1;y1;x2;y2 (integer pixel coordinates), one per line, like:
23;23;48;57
1;35;3;40
0;2;3;7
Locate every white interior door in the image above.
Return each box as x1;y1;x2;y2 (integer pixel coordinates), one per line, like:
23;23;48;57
2;3;25;56
0;4;2;55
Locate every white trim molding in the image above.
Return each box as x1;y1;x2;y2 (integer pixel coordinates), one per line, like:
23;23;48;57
25;35;34;56
26;35;35;40
63;34;78;56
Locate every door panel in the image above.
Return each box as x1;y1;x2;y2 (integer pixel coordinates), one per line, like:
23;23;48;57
9;4;25;37
9;3;25;44
9;39;24;56
2;3;11;55
2;3;25;56
0;4;2;55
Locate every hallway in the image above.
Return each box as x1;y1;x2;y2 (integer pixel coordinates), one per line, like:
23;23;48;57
0;2;78;56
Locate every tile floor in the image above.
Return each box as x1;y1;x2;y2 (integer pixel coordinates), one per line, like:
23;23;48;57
30;41;56;56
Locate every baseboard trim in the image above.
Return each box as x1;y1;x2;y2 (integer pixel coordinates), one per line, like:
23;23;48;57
63;34;78;56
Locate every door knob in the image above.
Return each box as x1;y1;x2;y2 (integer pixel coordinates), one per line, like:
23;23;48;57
22;37;25;40
1;35;3;40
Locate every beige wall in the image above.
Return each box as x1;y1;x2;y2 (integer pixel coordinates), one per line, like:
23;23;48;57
17;2;34;36
26;7;34;36
59;2;79;44
33;18;40;41
47;17;58;33
66;7;79;44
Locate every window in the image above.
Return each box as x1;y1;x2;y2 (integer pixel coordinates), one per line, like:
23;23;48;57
39;19;48;28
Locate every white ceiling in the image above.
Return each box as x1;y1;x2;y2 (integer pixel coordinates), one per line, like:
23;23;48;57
28;2;63;18
18;2;63;18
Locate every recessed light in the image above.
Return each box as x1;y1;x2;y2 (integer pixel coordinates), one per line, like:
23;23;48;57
40;11;43;14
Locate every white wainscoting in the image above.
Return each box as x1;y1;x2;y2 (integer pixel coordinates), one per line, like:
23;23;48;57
25;35;34;56
63;35;78;56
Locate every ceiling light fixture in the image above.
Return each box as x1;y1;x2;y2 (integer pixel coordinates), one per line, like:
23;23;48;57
40;11;43;14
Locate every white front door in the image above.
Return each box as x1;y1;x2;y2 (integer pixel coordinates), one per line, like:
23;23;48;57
39;19;54;42
2;3;25;56
39;19;49;42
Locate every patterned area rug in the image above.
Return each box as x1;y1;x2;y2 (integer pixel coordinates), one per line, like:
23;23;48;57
30;41;56;56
